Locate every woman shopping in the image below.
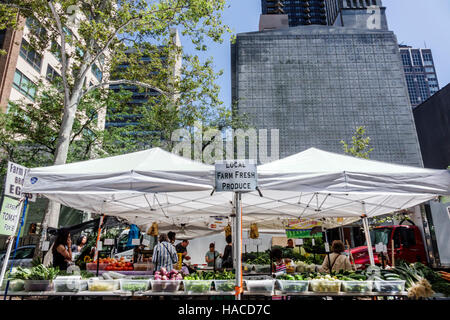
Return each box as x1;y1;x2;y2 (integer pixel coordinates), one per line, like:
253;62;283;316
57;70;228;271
319;240;356;273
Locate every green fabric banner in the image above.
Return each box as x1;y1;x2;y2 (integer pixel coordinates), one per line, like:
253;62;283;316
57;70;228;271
285;229;322;239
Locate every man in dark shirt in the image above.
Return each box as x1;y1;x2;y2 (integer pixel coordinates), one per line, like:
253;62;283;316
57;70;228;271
175;239;191;261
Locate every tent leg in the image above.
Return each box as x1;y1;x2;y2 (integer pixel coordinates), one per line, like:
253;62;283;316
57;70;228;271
361;204;375;266
234;192;242;300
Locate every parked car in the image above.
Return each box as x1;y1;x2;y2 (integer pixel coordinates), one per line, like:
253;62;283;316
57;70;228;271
0;245;36;269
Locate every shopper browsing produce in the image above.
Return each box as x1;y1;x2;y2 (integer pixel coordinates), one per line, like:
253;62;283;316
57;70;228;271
152;233;178;272
52;228;73;271
72;235;87;253
271;248;292;274
205;243;220;267
168;231;176;245
319;240;355;273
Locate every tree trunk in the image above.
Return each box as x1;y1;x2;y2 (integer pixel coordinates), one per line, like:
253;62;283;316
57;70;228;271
34;91;82;260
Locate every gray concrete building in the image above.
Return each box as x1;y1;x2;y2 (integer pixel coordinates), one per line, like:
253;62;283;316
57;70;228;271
232;25;423;166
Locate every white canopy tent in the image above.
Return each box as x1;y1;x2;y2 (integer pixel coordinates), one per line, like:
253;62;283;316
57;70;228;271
20;147;450;299
21;147;450;236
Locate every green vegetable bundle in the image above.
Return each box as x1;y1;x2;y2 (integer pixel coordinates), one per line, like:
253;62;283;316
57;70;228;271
10;265;59;280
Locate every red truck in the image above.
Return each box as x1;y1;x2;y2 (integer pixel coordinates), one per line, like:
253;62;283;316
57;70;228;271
349;225;428;267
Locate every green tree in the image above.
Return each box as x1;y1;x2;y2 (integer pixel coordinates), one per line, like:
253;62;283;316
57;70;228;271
0;0;236;256
340;126;374;159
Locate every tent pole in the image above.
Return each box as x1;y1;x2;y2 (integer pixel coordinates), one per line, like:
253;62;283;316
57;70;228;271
234;192;242;300
361;202;375;266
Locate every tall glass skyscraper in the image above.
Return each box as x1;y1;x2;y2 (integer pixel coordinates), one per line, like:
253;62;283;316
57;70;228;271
234;1;423;167
399;45;440;107
261;0;387;29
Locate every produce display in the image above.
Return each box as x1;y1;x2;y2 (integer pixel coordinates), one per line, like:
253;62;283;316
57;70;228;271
152;267;182;292
8;265;59;292
310;275;341;293
341;281;373;293
276;274;309;293
54;277;88;293
183;280;212;293
214;280;235;292
294;261;317;273
88;279;118;291
245;280;274;293
119;279;150;292
93;257;134;271
1;279;25;292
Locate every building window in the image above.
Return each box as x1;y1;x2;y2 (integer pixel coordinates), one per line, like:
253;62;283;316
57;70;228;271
51;40;62;62
19;39;42;72
91;63;103;82
412;52;422;66
25;17;46;38
401;54;411;66
0;29;5;48
12;69;36;100
46;64;60;83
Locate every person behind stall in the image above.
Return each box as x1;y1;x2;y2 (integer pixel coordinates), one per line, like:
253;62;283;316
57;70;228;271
271;248;291;274
286;239;294;249
152;233;178;272
221;235;233;268
168;231;176;246
52;228;73;271
319;240;355;273
205;243;220;267
72;235;87;253
175;239;191;261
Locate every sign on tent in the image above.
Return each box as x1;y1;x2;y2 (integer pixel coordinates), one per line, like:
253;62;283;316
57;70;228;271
5;161;36;202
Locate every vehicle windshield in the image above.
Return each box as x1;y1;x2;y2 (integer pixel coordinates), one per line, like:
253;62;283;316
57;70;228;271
365;228;391;246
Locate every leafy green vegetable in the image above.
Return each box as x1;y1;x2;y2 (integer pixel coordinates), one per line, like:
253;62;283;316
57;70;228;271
9;265;59;280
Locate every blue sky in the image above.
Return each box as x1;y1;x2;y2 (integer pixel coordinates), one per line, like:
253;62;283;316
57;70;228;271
181;0;450;108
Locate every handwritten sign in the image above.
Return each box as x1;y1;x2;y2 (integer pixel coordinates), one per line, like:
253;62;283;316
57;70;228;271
132;238;140;246
0;196;21;236
104;239;114;246
295;239;304;246
215;160;257;192
5;161;35;202
42;241;50;251
142;238;150;247
324;242;330;253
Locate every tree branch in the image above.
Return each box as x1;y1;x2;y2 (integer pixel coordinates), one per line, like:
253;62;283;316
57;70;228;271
82;79;169;99
47;1;70;107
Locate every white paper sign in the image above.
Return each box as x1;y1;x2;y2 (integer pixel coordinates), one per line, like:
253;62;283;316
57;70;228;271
132;238;141;245
0;196;21;236
104;239;114;245
142;239;150;247
311;239;315;246
215;160;257;192
5;161;36;202
324;242;330;252
97;241;103;251
295;239;304;245
383;244;388;253
375;242;384;253
42;241;50;251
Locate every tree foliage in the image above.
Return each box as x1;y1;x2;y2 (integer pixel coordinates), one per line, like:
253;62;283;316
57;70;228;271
0;1;244;231
340;126;374;159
